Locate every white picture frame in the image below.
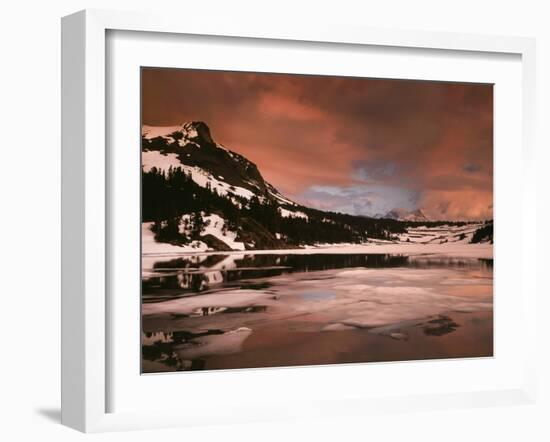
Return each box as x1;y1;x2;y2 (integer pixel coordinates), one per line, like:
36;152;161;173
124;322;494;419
61;9;537;433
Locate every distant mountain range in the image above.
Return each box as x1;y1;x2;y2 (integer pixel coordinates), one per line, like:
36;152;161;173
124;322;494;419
141;121;480;251
375;208;430;222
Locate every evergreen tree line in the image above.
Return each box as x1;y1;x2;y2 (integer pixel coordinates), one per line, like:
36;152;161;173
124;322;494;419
470;221;493;244
142;167;408;249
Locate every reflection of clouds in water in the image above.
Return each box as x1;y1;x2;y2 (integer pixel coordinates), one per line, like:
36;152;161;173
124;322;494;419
144;266;492;331
142;254;492;371
298;290;336;302
143;253;417;300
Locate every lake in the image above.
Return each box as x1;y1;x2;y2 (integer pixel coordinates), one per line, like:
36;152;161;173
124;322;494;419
141;252;493;373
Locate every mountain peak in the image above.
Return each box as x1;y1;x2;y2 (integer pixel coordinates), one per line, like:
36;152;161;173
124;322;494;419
181;121;215;146
142;120;286;202
384;208;429;222
411;208;427;218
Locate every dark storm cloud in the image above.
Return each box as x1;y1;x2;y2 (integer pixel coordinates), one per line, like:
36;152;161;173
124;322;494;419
463;163;482;173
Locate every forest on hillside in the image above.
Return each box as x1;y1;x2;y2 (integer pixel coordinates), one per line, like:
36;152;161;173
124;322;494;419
142;167;410;249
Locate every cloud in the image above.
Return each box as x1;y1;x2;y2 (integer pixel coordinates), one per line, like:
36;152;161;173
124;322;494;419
142;68;493;220
420;189;493;220
297;184;419;217
463;163;482;173
257;91;326;121
352;159;397;182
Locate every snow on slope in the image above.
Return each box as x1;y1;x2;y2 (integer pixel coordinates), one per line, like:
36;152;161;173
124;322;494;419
396;223;482;244
248;242;491;259
142;222;209;255
279;207;308;220
143;213;245;263
142;124;201;147
142;151;256;201
198;214;246;251
268;187;297;206
142;122;299;207
179;165;256;200
178;213;245;251
142;151;182;171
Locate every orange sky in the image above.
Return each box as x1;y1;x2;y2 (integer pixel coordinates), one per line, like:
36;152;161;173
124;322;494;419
142;68;493;220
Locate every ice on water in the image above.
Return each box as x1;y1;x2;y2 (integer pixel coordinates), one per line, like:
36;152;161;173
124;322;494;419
142;254;492;359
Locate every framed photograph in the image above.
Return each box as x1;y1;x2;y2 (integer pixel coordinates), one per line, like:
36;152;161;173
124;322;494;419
61;9;537;432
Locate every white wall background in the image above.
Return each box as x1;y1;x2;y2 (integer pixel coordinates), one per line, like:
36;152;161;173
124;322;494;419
0;1;548;441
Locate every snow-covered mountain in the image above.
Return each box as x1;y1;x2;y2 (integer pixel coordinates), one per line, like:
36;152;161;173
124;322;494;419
142;121;294;206
141;121;486;252
383;208;429;222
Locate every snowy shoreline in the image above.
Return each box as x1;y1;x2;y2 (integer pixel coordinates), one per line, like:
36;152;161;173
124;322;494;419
143;242;493;261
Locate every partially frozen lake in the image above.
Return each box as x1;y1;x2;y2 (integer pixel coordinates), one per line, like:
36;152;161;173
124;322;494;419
141;252;493;372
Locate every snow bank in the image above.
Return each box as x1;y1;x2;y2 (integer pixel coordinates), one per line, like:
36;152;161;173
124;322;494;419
146;242;492;260
201;214;246;251
279;207;309;220
142;213;244;268
397;223;483;245
178;213;245;251
142;222;209;254
142;151;182;172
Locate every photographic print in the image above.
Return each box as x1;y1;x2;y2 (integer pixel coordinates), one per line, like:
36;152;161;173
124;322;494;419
141;68;493;373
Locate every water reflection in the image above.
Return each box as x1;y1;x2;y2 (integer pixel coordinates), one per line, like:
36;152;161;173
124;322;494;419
143;253;491;302
142;253;493;373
